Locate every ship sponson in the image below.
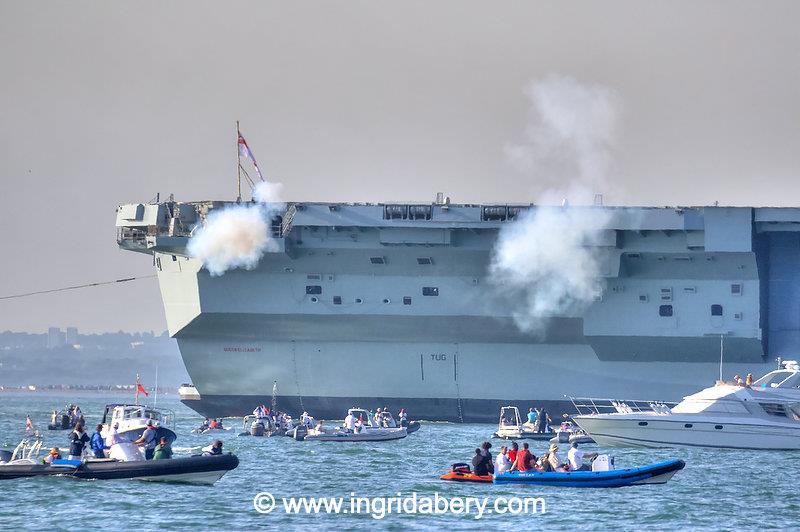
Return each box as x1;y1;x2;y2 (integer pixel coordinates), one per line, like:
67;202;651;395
115;200;800;421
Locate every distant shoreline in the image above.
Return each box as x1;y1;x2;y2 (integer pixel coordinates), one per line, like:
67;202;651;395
0;387;179;395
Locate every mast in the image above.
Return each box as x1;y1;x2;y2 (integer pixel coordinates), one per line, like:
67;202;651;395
236;120;242;202
135;373;140;406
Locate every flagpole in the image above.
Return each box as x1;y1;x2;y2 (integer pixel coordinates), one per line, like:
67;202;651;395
236;120;242;203
135;373;140;406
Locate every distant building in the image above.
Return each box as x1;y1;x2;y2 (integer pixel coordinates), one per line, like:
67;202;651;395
47;327;65;349
65;327;78;345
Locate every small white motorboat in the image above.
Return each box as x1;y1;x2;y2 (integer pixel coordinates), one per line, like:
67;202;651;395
303;408;407;442
100;404;177;445
492;406;554;440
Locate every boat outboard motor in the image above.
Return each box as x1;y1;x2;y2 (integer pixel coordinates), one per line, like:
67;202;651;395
556;431;570;444
250;421;265;437
291;426;308;441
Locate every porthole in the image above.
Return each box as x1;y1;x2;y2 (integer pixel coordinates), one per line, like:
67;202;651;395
638;421;648;426
684;423;693;428
714;425;723;430
383;298;391;304
355;298;363;304
310;297;318;303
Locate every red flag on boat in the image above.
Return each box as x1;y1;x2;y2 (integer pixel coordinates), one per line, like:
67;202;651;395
137;383;149;396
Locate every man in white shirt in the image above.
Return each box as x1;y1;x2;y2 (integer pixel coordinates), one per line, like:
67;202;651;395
495;446;511;474
344;412;356;432
567;442;593;471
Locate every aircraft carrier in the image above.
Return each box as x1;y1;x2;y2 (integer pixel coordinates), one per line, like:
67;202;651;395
115;198;800;421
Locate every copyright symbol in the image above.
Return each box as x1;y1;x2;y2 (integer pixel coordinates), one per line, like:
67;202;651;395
253;492;276;514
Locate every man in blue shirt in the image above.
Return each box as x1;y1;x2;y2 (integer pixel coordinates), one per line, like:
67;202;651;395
133;420;158;460
527;408;538;425
90;424;109;458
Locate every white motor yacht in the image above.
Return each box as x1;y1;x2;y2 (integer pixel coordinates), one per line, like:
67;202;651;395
573;360;800;450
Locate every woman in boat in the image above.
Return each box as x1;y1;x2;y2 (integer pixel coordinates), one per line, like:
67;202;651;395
68;423;90;460
42;447;61;464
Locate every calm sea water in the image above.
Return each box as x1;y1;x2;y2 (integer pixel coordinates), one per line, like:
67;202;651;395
1;392;798;531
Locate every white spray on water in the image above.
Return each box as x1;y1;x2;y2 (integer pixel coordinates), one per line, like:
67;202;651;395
188;181;285;276
491;75;620;333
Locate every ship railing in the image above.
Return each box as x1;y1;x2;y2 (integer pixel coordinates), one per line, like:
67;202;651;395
568;396;678;416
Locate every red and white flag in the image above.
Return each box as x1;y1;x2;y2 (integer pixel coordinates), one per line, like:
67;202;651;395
238;133;264;181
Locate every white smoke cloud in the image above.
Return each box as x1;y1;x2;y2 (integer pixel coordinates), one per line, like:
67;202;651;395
491;75;619;333
188;181;284;276
504;74;620;202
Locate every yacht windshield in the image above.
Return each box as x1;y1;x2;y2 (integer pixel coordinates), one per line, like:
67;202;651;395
753;371;797;388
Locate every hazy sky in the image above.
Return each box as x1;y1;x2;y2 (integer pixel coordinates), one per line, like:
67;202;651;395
1;1;799;332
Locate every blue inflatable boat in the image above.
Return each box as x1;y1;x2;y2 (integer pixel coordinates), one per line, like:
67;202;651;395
493;459;685;488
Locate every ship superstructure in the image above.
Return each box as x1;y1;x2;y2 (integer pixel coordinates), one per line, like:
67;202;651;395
116;199;800;421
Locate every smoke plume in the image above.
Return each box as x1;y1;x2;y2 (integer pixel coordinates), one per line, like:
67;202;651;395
491;75;619;333
188;181;285;276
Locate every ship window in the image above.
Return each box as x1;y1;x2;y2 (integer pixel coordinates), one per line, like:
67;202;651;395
731;283;742;296
403;297;412;305
683;286;696;294
711;304;723;316
639;294;648;303
684;423;693;428
370;257;386;265
333;296;342;305
637;421;648;426
423;287;439;297
659;305;673;317
306;285;322;295
354;298;363;304
714;425;723;430
417;257;433;265
172;255;177;261
307;274;321;280
382;298;391;304
734;312;743;321
660;287;673;302
310;297;318;303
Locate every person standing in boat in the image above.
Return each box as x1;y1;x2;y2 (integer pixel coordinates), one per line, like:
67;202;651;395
106;422;123;447
133;420;158;460
527;408;538;425
344;411;356;432
90;424;109;458
68;423;90;460
153;437;173;460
